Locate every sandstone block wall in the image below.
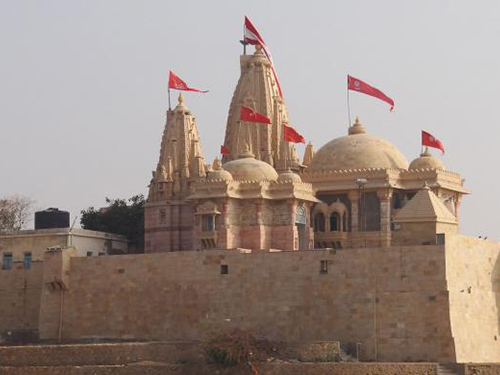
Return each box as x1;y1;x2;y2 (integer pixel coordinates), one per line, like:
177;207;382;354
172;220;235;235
446;235;500;363
144;202;194;252
38;245;456;362
0;262;43;338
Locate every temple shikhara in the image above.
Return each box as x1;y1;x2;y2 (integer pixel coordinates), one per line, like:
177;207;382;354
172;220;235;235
2;19;500;372
145;42;465;254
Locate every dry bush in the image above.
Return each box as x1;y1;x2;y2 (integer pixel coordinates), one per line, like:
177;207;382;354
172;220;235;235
204;329;259;366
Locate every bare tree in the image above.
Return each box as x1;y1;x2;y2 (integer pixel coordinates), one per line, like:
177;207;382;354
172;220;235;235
0;195;36;232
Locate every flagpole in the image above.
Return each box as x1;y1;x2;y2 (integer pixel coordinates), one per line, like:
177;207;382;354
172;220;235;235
284;139;288;171
236;121;241;156
240;23;248;55
168;89;171;110
347;82;352;127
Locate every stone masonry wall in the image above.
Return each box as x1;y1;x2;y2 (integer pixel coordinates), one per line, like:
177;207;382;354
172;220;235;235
445;235;500;363
144;202;193;252
0;262;43;339
38;245;457;362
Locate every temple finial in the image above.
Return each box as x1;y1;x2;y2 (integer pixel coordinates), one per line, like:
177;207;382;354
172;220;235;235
348;116;366;135
212;157;222;170
178;92;184;105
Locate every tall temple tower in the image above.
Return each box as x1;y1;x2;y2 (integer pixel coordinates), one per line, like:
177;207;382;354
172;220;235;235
222;45;300;170
144;93;206;252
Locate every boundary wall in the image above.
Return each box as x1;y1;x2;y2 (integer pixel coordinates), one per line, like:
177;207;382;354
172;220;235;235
38;245;456;362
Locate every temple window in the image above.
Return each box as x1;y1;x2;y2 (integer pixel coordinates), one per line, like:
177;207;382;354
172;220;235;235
342;213;348;232
221;264;228;275
202;215;215;232
314;213;325;232
159;209;166;224
319;260;328;274
330;212;340;231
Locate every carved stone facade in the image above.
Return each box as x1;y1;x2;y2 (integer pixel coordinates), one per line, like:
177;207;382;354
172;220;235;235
303;118;466;250
145;46;466;254
144;94;205;252
221;45;299;170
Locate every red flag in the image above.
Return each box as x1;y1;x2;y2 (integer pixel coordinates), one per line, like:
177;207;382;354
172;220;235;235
243;16;283;98
240;106;271;124
220;145;230;154
244;16;266;46
168;71;208;93
348;75;394;111
284;124;305;143
422;130;445;154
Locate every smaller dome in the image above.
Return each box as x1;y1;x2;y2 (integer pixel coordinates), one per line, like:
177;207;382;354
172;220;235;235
223;149;278;181
409;148;445;170
207;157;233;181
277;170;302;183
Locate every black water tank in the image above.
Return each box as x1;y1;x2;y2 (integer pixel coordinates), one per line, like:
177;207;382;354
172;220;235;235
35;208;70;230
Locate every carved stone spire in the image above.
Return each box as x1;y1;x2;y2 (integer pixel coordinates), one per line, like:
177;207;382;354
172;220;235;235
221;45;299;170
148;94;205;201
302;141;315;167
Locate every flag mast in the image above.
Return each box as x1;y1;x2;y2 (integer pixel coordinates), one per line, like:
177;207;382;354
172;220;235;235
240;21;248;55
347;75;352;127
168;88;171;110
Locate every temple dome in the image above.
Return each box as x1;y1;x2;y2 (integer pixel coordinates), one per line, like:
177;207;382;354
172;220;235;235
309;118;408;172
409;148;445;170
223;149;279;181
207;157;233;181
277;170;302;183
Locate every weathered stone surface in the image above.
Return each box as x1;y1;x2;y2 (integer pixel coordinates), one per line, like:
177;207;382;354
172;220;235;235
0;362;439;375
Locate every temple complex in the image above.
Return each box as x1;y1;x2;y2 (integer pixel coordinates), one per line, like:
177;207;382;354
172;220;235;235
4;35;500;369
145;44;466;255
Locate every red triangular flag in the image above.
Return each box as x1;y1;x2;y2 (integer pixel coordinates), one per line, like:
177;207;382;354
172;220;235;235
243;16;283;98
168;71;208;93
348;75;394;111
240;106;271;124
422;130;445;154
284;124;305;143
220;145;230;155
244;16;266;46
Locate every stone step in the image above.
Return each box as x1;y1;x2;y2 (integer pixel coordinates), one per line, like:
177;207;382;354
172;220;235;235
0;363;440;375
0;341;202;367
437;364;459;375
0;364;177;375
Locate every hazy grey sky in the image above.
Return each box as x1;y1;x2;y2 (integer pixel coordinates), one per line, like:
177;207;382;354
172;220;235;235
1;0;499;238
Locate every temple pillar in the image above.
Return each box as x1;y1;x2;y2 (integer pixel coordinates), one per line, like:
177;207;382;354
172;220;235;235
288;200;299;250
192;202;202;251
377;189;393;247
255;200;266;250
348;191;360;232
217;200;229;249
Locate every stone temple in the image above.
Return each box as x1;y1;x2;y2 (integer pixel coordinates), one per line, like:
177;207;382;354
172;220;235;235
2;42;500;369
145;44;465;254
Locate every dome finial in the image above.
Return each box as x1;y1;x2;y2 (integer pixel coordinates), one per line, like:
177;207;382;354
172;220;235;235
421;146;431;157
254;44;263;54
212;157;221;170
239;143;255;159
348;116;366;135
178;92;184;105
